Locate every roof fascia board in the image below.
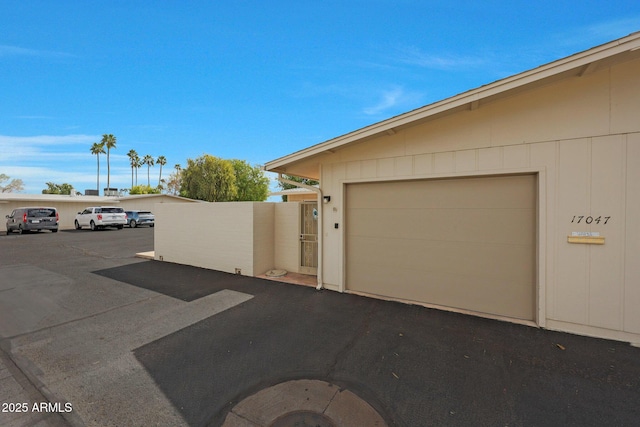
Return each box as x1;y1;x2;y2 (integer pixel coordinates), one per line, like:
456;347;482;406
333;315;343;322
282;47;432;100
265;32;640;172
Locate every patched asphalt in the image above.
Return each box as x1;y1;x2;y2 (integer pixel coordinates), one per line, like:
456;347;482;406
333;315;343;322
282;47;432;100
2;229;640;426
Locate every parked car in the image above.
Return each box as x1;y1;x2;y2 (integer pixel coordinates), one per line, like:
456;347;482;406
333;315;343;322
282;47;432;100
124;210;155;228
5;207;59;234
74;206;127;230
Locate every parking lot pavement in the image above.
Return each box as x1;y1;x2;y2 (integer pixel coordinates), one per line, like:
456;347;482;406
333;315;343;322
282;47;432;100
1;228;640;426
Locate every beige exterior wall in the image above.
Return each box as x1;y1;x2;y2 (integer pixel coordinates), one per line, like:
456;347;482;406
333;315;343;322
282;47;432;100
311;56;640;344
252;202;275;276
154;202;301;277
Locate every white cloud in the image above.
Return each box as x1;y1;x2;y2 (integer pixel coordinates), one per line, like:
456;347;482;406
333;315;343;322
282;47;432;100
0;134;137;194
3;164;133;194
4;165;96;184
395;46;486;70
290;81;355;99
363;87;405;115
0;134;99;146
490;17;640;79
14;115;56;120
0;45;41;56
579;17;640;44
0;134;101;162
0;44;74;59
363;86;424;116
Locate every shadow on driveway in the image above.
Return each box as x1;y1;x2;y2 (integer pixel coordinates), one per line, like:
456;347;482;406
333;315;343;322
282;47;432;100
95;261;640;427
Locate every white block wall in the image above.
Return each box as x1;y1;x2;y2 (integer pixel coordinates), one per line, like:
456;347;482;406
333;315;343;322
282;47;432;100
154;202;273;276
154;202;300;277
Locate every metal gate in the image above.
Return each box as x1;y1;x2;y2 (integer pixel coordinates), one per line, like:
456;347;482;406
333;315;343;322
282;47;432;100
300;202;318;275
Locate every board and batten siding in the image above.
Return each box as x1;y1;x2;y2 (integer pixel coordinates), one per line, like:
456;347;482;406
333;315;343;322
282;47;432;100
313;56;640;343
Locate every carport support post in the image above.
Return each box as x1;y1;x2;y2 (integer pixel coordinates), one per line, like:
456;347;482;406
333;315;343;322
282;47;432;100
277;173;323;290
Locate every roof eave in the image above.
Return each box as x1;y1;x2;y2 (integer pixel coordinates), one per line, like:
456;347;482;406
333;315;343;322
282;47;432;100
264;31;640;172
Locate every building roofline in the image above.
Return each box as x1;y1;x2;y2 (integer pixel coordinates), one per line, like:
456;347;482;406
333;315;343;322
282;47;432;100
0;193;200;203
118;193;201;202
265;31;640;173
269;187;318;197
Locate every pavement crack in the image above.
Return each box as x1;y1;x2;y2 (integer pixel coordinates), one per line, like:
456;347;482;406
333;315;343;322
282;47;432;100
321;387;340;415
325;301;376;377
4;294;164;341
62;243;137;260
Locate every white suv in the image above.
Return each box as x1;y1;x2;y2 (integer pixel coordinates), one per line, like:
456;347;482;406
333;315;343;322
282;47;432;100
74;206;127;230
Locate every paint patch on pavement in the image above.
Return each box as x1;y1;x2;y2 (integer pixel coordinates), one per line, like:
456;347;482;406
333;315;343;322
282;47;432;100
93;260;254;301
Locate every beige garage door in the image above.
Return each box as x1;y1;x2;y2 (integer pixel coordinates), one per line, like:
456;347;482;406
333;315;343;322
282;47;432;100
346;174;536;320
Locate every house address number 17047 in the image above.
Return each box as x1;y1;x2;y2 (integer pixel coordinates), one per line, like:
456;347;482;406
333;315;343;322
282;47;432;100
570;215;611;224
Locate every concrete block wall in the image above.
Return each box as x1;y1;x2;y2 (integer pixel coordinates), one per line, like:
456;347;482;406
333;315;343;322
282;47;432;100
154;202;300;277
252;202;275;276
155;202;258;275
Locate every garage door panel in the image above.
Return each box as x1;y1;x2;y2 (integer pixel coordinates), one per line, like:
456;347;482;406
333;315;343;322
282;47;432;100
346;175;536;321
349;236;534;286
348;175;535;210
349;208;534;245
348;261;534;319
349;238;534;291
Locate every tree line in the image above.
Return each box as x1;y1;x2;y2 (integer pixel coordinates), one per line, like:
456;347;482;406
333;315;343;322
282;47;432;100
179;154;269;202
89;133;167;195
2;133;271;201
88;134;270;202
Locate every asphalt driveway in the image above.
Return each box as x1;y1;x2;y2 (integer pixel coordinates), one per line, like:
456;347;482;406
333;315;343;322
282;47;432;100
1;228;639;426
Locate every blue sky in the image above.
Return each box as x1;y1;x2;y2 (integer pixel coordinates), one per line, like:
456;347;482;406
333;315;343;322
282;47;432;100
2;1;640;194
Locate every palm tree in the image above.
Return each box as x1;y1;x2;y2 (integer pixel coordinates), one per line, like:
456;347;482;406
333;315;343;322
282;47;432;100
136;157;142;185
143;154;155;186
127;149;138;189
165;164;182;195
156;155;167;187
90;142;106;193
101;134;117;190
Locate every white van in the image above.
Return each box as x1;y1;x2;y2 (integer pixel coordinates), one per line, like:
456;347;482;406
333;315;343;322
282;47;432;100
5;207;59;234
